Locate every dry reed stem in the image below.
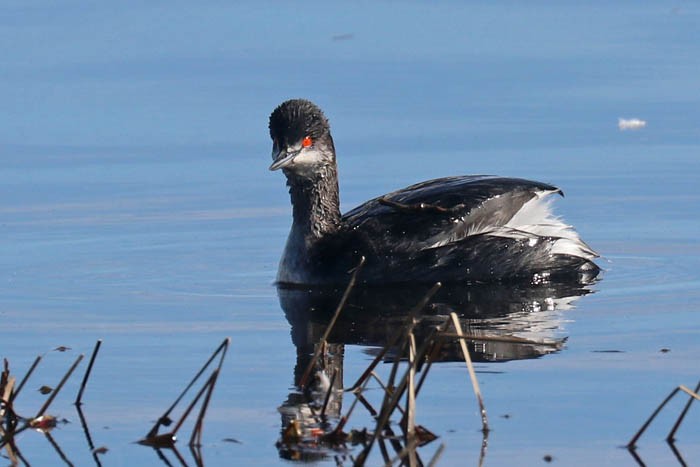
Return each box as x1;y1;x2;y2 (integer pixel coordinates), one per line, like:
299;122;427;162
189;369;221;447
405;332;418;467
413;324;447;397
627;386;681;448
35;354;84;418
11;355;42;403
449;312;489;433
145;337;229;440
75;339;102;406
627;383;700;450
678;384;700;401
406;333;417;440
356;288;447;466
668;381;700;442
348;282;441;392
171;369;219;439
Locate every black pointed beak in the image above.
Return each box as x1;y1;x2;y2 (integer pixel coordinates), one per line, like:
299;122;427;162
269;147;301;171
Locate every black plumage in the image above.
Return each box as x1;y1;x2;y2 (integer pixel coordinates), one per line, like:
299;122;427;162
269;99;599;285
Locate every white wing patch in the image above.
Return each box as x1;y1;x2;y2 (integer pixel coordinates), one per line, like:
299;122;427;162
426;189;597;261
486;189;597;260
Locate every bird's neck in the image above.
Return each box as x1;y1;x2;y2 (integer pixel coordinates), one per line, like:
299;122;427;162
287;164;341;241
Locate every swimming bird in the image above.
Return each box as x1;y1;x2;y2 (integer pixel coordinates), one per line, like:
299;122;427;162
269;99;599;286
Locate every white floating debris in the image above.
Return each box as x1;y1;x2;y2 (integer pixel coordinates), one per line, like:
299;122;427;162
618;118;647;131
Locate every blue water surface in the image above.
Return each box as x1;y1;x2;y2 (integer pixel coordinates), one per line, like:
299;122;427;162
1;1;699;465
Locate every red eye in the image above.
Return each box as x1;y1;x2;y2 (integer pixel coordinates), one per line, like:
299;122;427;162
302;136;313;148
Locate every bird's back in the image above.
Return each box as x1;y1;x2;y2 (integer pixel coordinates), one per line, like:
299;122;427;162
299;175;599;285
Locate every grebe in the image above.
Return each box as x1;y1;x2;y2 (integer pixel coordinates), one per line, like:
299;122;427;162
269;99;598;285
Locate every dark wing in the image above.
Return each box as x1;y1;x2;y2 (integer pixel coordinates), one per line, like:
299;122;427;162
342;175;561;249
313;175;596;284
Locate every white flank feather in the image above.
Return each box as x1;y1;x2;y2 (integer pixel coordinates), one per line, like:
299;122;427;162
487;190;597;260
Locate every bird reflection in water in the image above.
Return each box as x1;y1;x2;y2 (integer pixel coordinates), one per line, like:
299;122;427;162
276;278;597;462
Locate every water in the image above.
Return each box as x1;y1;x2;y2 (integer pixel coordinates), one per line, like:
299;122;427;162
2;1;699;465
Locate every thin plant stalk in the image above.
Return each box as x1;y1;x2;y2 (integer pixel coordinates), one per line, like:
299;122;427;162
627;386;681;448
146;338;229;439
449;312;489;433
356;304;450;466
75;340;102;406
348;282;441;392
667;381;700;442
405;332;418;467
11;355;42;403
405;333;416;438
189;369;221;447
35;354;84;418
170;370;219;438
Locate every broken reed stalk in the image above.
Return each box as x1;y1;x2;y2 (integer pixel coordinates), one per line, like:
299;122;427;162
385;322;416;392
356;286;448;466
405;333;417;440
449;312;489;433
35;354;84;418
188;369;221;447
667;381;700;442
412;326;445;398
298;256;365;390
348;282;442;392
376;289;444;424
75;339;102;406
405;332;418;467
146;337;229;439
178;371;221;437
11;355;42;403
